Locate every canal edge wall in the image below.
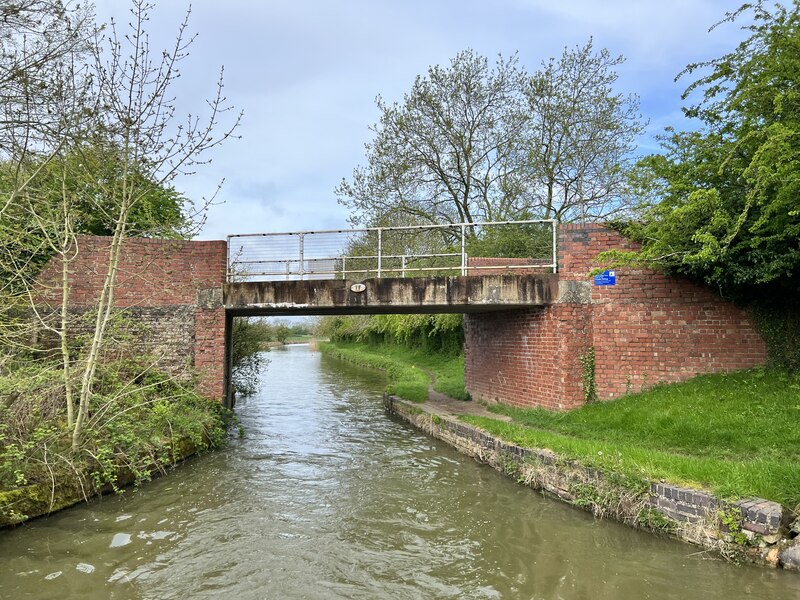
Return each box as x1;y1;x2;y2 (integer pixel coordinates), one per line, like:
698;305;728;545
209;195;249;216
0;436;206;528
384;395;800;571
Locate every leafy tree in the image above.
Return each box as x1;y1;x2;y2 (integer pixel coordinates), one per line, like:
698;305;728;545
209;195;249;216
616;1;800;300
337;43;644;228
336;50;528;227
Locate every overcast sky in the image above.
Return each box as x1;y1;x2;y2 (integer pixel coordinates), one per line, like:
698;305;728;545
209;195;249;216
94;0;746;241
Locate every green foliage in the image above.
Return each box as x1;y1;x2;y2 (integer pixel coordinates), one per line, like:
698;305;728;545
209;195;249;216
0;144;193;293
718;507;749;546
317;313;464;356
0;355;229;501
315;315;373;343
636;506;676;533
230;318;272;396
26;145;192;238
752;305;800;372
619;2;800;299
465;220;553;259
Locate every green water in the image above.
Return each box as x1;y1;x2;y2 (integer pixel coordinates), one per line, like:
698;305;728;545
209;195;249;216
1;344;797;599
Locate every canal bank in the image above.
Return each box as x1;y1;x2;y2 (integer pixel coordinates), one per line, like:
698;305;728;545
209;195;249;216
0;435;210;528
384;393;800;572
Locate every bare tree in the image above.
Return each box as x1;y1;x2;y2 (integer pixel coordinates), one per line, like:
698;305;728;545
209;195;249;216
0;1;241;451
0;1;96;216
67;1;240;449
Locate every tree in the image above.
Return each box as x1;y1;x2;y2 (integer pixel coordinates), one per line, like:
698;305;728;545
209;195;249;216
0;0;241;451
0;1;96;216
336;44;644;228
230;318;271;396
336;50;528;227
617;1;800;299
522;39;646;222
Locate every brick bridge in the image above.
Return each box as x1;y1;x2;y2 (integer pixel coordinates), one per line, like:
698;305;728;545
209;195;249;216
44;224;766;411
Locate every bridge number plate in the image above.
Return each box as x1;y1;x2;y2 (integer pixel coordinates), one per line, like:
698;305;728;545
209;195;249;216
593;270;616;286
350;283;367;293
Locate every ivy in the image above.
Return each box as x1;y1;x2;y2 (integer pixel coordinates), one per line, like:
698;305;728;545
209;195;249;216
580;346;597;403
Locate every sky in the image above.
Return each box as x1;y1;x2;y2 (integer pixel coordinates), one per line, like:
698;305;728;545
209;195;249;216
94;0;747;241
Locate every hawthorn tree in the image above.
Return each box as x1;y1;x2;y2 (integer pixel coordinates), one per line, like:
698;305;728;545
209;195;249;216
618;1;800;299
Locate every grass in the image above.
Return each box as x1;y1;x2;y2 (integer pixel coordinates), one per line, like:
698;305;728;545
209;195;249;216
319;341;467;402
464;369;800;507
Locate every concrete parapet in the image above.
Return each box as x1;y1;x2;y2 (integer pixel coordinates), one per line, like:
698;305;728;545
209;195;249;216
224;274;559;316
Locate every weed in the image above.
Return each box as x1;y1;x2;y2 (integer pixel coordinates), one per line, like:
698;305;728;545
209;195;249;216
637;506;676;533
718;508;749;546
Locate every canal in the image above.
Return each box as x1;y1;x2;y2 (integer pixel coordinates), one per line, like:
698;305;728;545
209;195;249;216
1;344;798;598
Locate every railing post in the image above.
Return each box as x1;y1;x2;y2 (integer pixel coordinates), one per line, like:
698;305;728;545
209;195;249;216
342;257;346;280
226;234;232;281
377;228;382;278
401;255;406;278
299;233;305;280
552;220;557;273
460;223;466;276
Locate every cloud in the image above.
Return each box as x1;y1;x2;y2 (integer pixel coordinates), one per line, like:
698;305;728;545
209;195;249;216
92;0;748;240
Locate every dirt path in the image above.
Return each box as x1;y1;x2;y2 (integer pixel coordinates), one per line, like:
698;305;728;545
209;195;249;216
416;367;511;422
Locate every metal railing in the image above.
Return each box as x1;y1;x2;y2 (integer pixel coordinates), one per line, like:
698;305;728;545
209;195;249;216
227;219;557;282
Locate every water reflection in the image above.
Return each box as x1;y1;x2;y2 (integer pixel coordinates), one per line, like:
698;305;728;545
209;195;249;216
1;345;798;599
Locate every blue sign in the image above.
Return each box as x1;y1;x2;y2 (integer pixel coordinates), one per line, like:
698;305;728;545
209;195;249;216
593;270;617;286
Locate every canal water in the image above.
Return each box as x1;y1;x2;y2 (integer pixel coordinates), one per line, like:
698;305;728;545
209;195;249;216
1;344;798;599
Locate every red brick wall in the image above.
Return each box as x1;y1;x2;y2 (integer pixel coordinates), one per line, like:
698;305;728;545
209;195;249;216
465;224;767;409
37;236;228;399
465;305;590;410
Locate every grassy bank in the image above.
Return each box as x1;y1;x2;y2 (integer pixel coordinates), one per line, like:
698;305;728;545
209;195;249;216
464;369;800;507
319;341;467;402
0;357;230;526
